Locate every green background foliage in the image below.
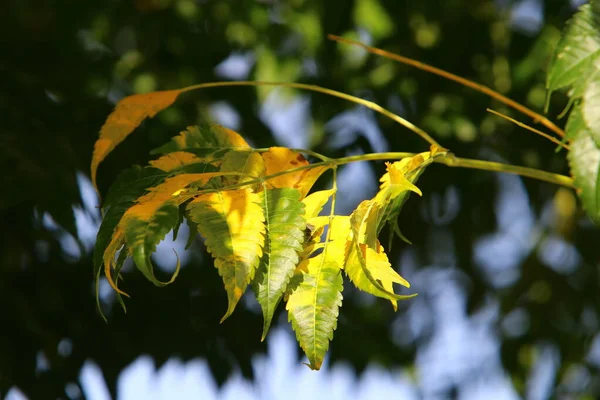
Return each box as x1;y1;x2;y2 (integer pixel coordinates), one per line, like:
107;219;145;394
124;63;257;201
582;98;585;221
2;0;600;398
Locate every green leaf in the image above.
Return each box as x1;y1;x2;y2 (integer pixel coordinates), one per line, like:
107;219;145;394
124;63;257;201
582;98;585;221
565;103;587;141
186;188;266;322
582;68;600;147
253;188;306;340
286;237;344;370
546;4;600;96
568;124;600;223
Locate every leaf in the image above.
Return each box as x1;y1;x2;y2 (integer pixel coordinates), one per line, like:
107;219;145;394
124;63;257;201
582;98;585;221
186;188;266;322
149;151;204;172
302;189;335;219
102;227;128;296
94;162;219;284
262;147;329;198
91;90;183;190
345;200;415;304
120;173;221;285
94;166;166;286
151;124;250;157
220;150;265;187
546;4;600;96
582;68;600;146
567;122;600;223
286;222;344;370
374;151;442;244
253;188;306;340
565;103;587;141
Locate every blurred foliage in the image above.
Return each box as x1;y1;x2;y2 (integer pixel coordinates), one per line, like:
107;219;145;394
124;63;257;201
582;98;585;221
1;0;600;398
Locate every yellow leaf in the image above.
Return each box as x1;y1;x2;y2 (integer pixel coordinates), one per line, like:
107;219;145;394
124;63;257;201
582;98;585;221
262;147;329;198
122;173;219;222
187;188;266;322
149;151;203;172
361;244;410;311
377;162;422;199
302;189;335;219
345;200;414;303
91;89;182;190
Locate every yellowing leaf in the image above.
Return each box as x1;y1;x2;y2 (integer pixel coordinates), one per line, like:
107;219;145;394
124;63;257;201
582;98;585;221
102;227;128;296
149;151;203;172
220;150;265;187
286;224;344;370
152;124;250;157
119;173;220;286
187;188;266;322
262;147;329;197
91;89;182;189
254;188;306;340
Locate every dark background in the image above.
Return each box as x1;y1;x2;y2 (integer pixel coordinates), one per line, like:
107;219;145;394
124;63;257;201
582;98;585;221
2;0;599;398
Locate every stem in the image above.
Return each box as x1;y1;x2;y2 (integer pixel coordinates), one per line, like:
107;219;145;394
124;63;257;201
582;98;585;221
181;81;441;148
437;154;575;188
486;109;569;150
185;150;574;197
328;34;566;139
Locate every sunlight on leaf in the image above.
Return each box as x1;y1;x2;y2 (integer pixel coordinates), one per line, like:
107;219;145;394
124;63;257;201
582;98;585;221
187;188;266;322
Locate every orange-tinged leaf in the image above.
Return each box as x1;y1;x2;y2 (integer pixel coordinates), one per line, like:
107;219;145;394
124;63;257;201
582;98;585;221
297;165;330;198
263;147;309;187
149;151;203;172
262;147;329;197
91;89;183;189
